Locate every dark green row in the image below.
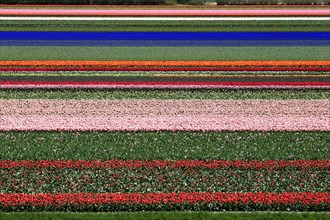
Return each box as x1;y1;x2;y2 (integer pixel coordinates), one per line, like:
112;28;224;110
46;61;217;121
1;202;328;212
2;20;328;32
2;166;327;193
1;89;329;99
1;46;329;60
1;212;329;220
1;131;328;160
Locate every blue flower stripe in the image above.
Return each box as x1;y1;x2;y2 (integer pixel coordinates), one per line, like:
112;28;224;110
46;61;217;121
1;32;329;41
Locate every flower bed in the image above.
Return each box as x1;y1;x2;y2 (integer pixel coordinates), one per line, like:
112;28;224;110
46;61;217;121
0;192;329;212
1;99;329;131
1;9;329;16
1;60;329;67
1;159;329;169
1;160;328;194
1;5;329;215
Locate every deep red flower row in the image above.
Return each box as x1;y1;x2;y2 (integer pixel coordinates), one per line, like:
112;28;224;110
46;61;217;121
2;192;328;206
0;192;329;212
1;160;328;169
1;67;330;72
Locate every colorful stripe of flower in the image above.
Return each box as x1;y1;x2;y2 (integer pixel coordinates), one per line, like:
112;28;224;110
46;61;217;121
1;81;329;89
2;67;330;72
1;9;329;16
1;192;329;207
1;81;329;85
1;60;329;67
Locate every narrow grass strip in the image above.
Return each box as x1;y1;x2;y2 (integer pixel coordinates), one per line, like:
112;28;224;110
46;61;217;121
1;212;329;220
1;81;329;89
3;19;329;32
0;131;328;160
1;47;329;60
0;89;328;100
1;99;328;131
4;40;329;47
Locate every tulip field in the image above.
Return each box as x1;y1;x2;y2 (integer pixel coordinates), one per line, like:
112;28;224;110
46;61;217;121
0;4;329;220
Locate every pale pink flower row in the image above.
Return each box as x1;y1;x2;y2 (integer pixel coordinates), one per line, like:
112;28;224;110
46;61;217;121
0;99;329;131
1;9;329;16
0;84;329;89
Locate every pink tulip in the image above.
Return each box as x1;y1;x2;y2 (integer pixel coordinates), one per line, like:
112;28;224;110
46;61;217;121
1;9;329;16
1;99;328;131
